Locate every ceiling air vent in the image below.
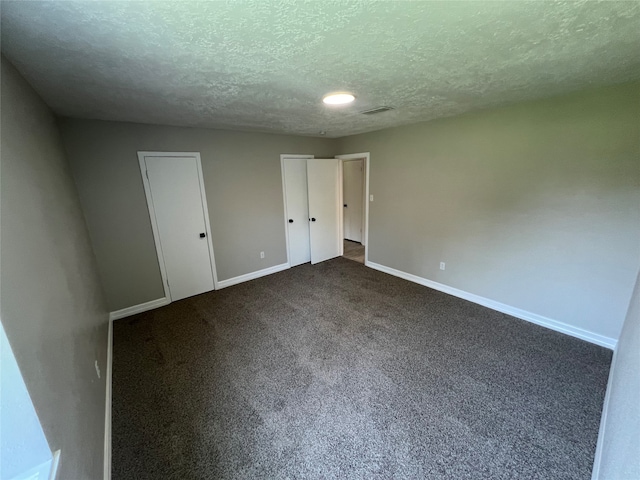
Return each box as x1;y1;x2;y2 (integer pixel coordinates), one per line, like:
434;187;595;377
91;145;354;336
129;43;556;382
360;106;393;115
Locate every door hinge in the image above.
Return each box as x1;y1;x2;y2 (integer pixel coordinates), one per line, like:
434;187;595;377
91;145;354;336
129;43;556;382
145;169;149;179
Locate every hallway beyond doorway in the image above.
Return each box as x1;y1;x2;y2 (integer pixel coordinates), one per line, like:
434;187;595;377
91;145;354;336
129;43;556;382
343;239;364;264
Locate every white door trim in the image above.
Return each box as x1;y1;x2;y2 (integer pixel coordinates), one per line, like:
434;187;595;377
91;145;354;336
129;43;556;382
103;318;113;480
138;151;220;303
336;152;370;264
342;158;365;243
280;154;314;267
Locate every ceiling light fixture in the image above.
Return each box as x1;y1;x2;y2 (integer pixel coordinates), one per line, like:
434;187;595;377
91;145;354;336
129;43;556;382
322;92;355;105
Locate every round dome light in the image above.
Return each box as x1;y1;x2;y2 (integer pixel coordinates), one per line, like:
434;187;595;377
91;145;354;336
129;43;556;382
322;93;355;105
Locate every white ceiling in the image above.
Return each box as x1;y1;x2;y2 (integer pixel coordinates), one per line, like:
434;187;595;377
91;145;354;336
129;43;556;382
2;1;639;138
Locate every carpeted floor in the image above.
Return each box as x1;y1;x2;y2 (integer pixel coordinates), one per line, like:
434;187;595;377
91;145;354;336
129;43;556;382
112;258;611;479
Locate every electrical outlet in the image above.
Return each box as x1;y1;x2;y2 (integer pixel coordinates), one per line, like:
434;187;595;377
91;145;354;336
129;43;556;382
370;195;374;202
440;262;446;271
260;251;265;259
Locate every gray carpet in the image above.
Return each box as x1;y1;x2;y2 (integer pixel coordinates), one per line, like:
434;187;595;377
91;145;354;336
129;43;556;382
112;257;611;479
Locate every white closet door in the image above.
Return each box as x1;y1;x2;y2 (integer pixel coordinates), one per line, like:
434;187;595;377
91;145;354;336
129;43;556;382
307;158;342;264
144;155;215;301
283;158;311;267
343;159;363;243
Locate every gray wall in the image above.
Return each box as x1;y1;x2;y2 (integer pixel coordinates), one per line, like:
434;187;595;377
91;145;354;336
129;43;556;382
59;119;336;311
592;269;640;479
1;56;108;478
337;82;640;342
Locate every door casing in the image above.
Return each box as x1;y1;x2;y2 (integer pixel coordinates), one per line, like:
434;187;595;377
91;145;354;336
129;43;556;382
138;151;219;302
336;152;370;265
342;158;364;243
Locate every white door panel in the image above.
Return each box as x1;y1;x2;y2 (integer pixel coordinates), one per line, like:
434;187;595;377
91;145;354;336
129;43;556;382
145;155;214;301
343;159;363;243
283;158;311;267
307;159;342;264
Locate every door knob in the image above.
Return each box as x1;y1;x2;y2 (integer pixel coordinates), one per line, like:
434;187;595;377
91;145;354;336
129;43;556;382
199;233;206;238
288;219;294;223
311;218;316;222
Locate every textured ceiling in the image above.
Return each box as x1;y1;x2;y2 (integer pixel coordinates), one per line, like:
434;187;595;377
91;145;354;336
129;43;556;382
2;1;640;138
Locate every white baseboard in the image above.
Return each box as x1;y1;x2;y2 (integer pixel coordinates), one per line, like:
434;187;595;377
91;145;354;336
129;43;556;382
109;297;169;321
103;319;113;480
108;263;291;319
217;262;290;289
591;345;617;479
49;450;61;480
366;261;617;350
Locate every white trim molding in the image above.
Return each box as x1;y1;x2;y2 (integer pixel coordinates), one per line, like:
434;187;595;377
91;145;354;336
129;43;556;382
137;151;221;298
591;346;618;479
217;263;290;289
108;262;290;319
50;450;61;480
367;261;617;350
109;297;170;321
103;320;113;480
335;152;370;261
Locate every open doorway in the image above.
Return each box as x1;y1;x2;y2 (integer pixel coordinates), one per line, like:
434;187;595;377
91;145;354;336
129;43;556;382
336;153;369;265
343;238;365;263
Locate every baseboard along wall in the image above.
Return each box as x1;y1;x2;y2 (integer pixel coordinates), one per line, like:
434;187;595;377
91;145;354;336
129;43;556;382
103;319;113;480
590;345;618;479
109;297;170;321
365;260;617;350
108;263;291;320
107;259;616;349
216;262;290;289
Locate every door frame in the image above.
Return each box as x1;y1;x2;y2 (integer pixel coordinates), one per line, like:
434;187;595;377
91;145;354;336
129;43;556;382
341;157;365;244
336;152;370;265
138;151;220;302
280;154;314;267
